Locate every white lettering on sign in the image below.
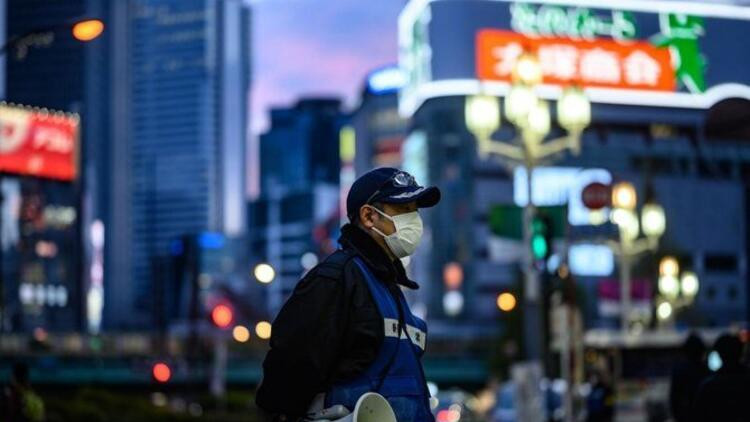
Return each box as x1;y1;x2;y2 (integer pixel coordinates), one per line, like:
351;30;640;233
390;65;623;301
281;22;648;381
538;44;579;80
579;48;621;84
492;42;524;77
33;127;74;153
510;3;637;41
514;167;612;226
624;50;662;86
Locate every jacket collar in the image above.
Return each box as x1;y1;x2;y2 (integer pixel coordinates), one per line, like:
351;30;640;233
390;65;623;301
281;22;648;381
338;223;419;290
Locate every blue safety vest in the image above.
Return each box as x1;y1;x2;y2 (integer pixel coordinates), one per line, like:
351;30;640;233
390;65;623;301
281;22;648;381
325;257;434;422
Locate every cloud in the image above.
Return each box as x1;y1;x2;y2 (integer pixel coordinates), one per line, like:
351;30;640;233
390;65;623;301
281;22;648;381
250;0;403;134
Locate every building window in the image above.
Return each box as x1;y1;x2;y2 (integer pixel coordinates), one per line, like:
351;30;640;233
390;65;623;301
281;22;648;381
706;286;717;301
704;254;738;273
728;285;739;302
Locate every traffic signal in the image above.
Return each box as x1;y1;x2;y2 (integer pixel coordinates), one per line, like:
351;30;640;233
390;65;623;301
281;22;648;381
531;214;552;261
152;362;172;383
211;304;234;329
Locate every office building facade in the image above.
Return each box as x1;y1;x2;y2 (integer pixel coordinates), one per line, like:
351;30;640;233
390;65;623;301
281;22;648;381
249;98;345;317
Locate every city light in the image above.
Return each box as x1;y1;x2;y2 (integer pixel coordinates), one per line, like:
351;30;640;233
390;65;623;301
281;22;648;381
525;99;551;139
33;327;48;342
497;293;517;312
708;350;722;371
436;409;461;422
657;301;673;320
300;252;319;271
641;203;666;238
610;208;639;241
464;95;500;137
513;52;543;85
611;182;637;210
442;291;464;317
255;321;272;339
557;86;591;131
680;272;700;297
659;275;680;300
72;19;105;42
659;256;680;277
211;304;233;329
254;263;276;284
504;84;535;125
443;262;464;289
152;362;171;383
232;325;250;343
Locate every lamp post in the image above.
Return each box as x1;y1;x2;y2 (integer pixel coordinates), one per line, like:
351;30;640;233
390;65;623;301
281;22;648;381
656;256;699;324
607;182;666;333
1;18;104;58
465;53;591;362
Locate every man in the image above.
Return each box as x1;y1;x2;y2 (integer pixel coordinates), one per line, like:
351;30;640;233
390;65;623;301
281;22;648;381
693;333;750;422
256;168;440;422
669;333;709;422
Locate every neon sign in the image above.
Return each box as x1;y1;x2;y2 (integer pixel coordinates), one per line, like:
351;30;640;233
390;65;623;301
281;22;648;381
476;29;675;92
397;0;750;117
510;3;637;41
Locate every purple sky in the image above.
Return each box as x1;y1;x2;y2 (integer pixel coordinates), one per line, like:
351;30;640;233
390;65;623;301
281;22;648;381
250;0;405;134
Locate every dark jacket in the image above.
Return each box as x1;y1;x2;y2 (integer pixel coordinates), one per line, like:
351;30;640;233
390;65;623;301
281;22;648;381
255;223;419;420
692;363;750;422
669;360;709;422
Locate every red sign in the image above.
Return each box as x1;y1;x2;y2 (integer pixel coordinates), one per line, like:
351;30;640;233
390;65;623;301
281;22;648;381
0;105;79;181
476;29;675;92
582;182;611;210
598;279;652;300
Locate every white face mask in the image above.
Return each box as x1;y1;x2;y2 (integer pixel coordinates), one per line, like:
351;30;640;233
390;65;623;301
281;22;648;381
368;206;424;258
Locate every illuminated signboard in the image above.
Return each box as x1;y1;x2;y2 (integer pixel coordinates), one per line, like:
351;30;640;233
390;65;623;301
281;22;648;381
367;66;407;94
0;103;79;181
476;29;674;92
399;0;750;116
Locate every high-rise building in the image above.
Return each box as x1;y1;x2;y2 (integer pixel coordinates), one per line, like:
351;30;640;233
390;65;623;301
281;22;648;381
108;0;251;329
249;98;345;316
4;0;251;331
3;0;97;332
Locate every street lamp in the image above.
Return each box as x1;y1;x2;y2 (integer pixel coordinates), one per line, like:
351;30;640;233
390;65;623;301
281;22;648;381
1;18;105;59
608;184;666;333
72;19;105;42
464;51;591;362
656;257;699;324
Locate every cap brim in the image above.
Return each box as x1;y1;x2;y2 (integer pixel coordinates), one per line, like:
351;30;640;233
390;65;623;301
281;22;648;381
380;185;441;208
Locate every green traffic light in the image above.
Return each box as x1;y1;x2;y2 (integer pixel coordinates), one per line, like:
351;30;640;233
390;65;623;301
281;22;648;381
532;234;548;260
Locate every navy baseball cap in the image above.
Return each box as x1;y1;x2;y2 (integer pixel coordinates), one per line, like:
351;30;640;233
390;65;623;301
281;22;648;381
346;167;441;221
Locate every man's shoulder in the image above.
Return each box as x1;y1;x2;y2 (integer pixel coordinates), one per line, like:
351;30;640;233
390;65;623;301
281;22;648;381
305;249;359;282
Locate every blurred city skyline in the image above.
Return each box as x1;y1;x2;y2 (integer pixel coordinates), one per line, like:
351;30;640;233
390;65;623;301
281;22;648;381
250;0;403;135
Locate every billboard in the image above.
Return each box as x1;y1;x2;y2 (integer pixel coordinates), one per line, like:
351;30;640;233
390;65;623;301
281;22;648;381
399;0;750;116
0;103;79;181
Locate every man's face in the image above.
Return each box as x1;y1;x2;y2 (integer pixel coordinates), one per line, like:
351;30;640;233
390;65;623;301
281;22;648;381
360;201;418;236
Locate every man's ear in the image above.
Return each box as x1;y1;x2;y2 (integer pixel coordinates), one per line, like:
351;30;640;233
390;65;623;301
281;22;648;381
359;205;375;228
